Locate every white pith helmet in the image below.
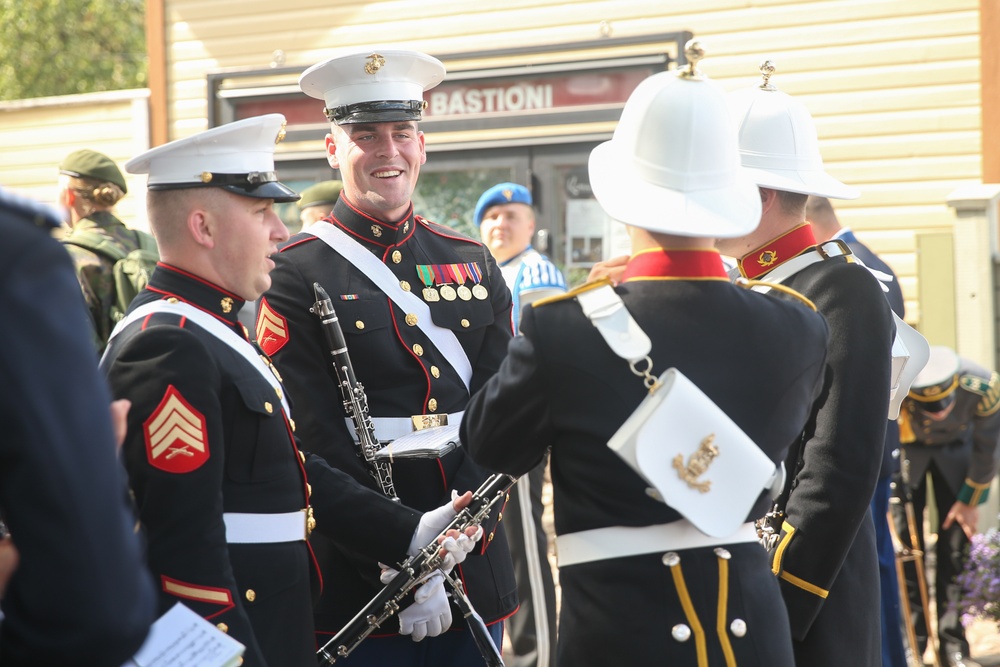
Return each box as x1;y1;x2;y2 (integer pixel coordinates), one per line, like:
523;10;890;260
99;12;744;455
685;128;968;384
588;40;761;238
728;61;859;200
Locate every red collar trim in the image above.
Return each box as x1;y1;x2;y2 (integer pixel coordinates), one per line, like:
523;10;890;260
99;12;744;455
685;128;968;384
737;224;817;280
155;263;243;300
621;249;728;281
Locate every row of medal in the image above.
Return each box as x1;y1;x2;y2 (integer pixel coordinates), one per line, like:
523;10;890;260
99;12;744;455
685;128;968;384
416;263;489;302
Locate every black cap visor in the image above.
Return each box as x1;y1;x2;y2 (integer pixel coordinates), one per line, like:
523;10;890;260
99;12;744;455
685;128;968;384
325;100;425;125
914;393;957;414
149;172;300;203
224;180;300;203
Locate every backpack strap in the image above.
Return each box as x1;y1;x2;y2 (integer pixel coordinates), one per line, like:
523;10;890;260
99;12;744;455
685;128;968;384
63;229;128;262
133;229;158;254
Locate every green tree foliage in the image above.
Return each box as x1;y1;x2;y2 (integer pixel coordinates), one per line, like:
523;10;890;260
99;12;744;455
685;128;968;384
413;167;512;239
0;0;146;101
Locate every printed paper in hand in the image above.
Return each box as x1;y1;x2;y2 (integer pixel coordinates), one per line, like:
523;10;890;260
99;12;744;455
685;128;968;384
122;602;245;667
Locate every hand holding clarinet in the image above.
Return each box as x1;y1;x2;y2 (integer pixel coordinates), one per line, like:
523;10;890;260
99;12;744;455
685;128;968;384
317;474;515;665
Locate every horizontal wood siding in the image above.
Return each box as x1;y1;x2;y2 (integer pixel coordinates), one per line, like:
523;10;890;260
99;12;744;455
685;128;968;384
153;0;981;326
0;90;150;229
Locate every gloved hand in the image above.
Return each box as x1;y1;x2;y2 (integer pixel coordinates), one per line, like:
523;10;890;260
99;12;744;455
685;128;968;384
408;491;482;573
409;498;456;557
438;526;484;573
391;571;452;641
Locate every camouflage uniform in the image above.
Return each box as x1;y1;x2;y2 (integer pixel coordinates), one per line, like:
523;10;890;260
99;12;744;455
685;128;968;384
63;211;144;353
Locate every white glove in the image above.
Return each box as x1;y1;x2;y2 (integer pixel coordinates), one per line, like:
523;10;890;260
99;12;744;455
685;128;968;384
438;526;484;573
408;494;459;557
394;571;452;641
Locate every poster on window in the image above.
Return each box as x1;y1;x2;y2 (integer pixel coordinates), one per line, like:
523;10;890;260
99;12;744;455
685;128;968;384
564;167;630;266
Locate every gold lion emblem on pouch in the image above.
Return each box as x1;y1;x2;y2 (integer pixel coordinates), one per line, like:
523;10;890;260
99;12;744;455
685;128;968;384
672;434;719;493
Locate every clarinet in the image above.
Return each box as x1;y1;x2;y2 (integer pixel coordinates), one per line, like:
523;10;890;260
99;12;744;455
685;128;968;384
317;473;515;666
310;282;398;500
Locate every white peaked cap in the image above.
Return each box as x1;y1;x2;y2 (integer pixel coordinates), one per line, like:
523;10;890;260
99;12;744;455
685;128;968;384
589;69;761;238
299;48;445;125
124;114;298;202
728;69;859;200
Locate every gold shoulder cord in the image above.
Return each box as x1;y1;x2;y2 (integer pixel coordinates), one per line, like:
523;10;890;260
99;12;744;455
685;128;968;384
734;278;817;312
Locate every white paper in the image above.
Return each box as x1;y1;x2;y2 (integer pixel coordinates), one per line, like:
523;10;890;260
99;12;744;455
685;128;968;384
374;423;461;460
123;602;245;667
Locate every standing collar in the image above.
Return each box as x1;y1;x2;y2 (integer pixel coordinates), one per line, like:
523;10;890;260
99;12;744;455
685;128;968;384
145;264;247;329
833;227;857;244
327;196;417;248
737;223;818;280
621;248;728;282
498;245;533;268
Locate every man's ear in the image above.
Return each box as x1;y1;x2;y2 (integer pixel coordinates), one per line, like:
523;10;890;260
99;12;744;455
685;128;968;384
325;133;339;169
759;187;779;215
187;207;215;249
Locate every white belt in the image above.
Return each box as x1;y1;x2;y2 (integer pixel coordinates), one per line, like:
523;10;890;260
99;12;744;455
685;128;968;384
346;411;465;442
223;510;310;544
556;520;758;567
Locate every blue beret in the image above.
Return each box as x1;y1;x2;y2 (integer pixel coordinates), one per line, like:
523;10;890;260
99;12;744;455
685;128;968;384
474;182;532;226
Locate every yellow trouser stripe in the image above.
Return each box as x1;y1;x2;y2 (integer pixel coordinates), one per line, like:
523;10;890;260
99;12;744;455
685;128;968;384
717;556;736;666
670;561;707;667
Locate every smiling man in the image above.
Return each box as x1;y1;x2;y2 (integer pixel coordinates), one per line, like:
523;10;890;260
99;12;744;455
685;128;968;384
101;115;478;667
258;49;517;666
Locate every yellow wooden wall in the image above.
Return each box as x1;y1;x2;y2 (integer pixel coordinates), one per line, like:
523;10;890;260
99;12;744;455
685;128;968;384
155;0;983;326
0;89;151;230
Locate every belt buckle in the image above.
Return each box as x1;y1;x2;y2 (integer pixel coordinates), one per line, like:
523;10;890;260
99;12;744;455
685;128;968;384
411;414;448;431
302;507;316;539
816;239;850;260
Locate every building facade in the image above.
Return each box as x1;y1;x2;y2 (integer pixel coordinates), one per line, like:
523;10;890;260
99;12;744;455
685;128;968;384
5;0;999;364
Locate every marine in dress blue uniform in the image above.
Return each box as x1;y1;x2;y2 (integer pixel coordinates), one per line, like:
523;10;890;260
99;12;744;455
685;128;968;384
102;115;428;667
896;347;1000;667
0;188;157;666
474;181;563;667
258;49;517;665
465;51;830;666
718;63;894;666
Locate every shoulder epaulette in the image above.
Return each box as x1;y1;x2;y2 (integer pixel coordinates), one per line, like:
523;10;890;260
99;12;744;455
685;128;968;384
735;278;817;312
960;372;1000;416
532;277;612;308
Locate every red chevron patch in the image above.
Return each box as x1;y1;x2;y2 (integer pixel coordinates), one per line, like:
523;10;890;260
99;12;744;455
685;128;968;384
144;385;209;473
256;297;289;356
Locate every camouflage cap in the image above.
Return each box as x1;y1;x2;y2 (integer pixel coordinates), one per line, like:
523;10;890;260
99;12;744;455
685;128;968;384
59;149;127;194
298;180;343;210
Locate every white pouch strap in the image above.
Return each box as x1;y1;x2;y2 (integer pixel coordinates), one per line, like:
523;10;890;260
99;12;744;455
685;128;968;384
576;284;651;363
309;223;473;392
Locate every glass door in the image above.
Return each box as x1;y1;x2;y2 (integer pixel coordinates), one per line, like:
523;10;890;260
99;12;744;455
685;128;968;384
415;149;530;240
